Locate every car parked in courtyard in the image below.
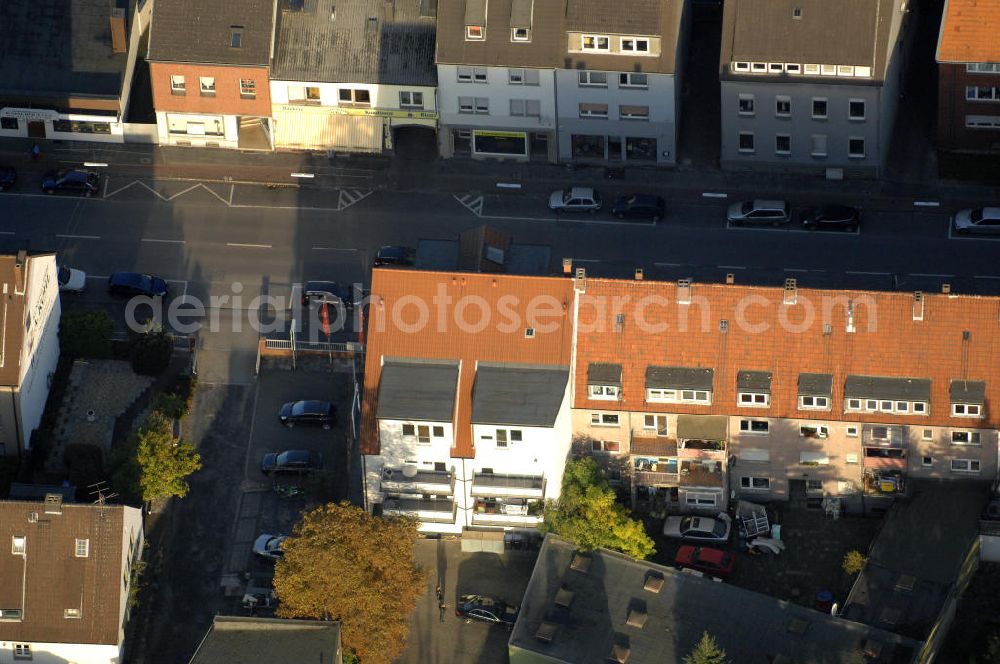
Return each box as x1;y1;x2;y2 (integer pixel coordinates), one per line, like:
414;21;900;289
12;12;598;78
727;199;790;226
800;205;861;232
278;400;336;429
953;207;1000;236
41;169;100;196
611;194;666;222
260;449;323;475
252;534;287;561
663;513;732;542
674;545;735;577
107;272;168;298
455;594;519;627
548;187;602;213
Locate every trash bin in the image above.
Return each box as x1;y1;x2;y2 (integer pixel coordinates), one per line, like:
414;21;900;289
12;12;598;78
815;590;834;613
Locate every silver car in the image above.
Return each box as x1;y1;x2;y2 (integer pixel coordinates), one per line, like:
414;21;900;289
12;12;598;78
727;199;791;226
663;513;732;542
953;207;1000;235
548;187;602;213
252;534;287;560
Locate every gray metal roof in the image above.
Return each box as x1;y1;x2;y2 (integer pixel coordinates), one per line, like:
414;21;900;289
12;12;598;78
950;380;986;405
676;415;728;441
272;0;437;85
376;359;458;422
844;376;932;402
471;364;569;426
645;366;714;391
799;373;834;396
737;370;772;393
189;616;341;664
510;534;919;664
149;0;274;65
587;363;622;386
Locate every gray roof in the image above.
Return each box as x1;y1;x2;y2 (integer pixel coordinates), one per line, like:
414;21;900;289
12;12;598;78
148;0;274;65
844;376;932;402
645;366;714;391
719;0;899;83
188;616;341;664
737;370;772;393
950;380;986;405
471;364;569;426
587;363;622;386
510;534;919;664
376;359;458;422
842;480;990;641
272;0;437;85
0;0;132;101
799;372;834;396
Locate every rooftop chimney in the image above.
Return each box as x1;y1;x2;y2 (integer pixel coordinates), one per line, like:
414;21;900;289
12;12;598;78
43;493;63;515
725;273;735;285
783;278;797;305
846;301;855;333
634;268;644;281
912;291;924;321
574;267;587;294
676;279;692;305
562;258;572;275
942;283;952;295
110;8;127;54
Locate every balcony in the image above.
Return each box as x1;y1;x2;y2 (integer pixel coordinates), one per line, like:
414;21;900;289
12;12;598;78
678;439;727;461
679;460;724;488
471;473;545;499
472;513;544;527
380;468;454;496
862;450;907;470
382;497;456;523
634;470;679;486
863;425;907;448
633;456;678;487
863;469;905;496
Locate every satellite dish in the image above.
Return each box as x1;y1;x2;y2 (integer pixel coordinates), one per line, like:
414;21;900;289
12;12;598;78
402;465;419;478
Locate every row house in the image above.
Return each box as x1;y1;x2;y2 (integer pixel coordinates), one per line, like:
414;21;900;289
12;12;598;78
269;0;438;153
936;0;1000;154
361;270;575;534
718;0;912;178
435;0;687;164
573;274;1000;515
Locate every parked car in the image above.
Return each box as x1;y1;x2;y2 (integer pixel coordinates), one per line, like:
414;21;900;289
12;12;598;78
548;187;602;213
279;400;336;429
373;245;415;267
663;513;732;542
58;266;87;292
301;280;355;308
455;594;519;627
953;207;1000;236
252;534;287;561
107;272;168;297
727;199;791;226
674;545;735;577
41;169;100;196
260;449;323;475
800;205;861;232
611;194;666;222
0;166;15;191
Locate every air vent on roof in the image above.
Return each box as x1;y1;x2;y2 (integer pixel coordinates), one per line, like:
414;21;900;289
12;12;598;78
575;267;587;294
677;279;691;305
942;283;951;295
44;493;63;515
823;323;832;335
615;314;625;332
608;644;630;663
562;258;573;275
524;327;535;338
634;268;644;281
787;618;810;635
912;291;924;321
625;607;647;629
783;278;797;305
846;302;855;333
719;320;728;333
643;573;664;593
894;573;916;592
726;272;735;284
963;330;970;341
367;16;378;32
64;608;81;619
535;622;557;643
27;512;37;523
554;585;575;608
570;553;592;574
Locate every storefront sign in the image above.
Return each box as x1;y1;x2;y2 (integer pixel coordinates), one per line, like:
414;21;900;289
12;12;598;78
279;105;437;120
472;129;528;157
1;107;59;121
474;130;527;139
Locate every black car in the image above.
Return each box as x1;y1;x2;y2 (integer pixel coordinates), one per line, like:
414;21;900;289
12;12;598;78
0;166;15;191
301;281;355;309
611;194;666;222
800;205;861;232
41;169;100;196
279;400;337;429
455;595;519;627
261;449;323;474
373;246;416;267
108;272;168;297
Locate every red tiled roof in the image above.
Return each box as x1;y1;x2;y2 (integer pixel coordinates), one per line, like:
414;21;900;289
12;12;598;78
361;269;574;458
937;0;1000;63
574;279;1000;428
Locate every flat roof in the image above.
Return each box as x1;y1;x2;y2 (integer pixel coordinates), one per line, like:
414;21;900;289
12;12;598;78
189;616;341;664
377;359;459;422
471;363;569;426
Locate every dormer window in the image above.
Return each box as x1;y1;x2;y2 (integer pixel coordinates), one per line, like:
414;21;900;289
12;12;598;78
466;25;484;40
953;403;982;417
589;385;620;400
737;370;771;409
512;27;530;41
798;395;830;410
950;380;985;419
620;38;649;53
582;35;610;51
11;536;25;555
738;392;769;407
230;26;244;49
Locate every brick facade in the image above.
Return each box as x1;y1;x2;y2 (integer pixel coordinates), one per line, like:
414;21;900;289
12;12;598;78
149;62;271;117
937;63;1000;153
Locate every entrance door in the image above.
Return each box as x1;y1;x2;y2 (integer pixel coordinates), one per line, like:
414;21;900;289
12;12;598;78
608;136;622;161
27;121;45;138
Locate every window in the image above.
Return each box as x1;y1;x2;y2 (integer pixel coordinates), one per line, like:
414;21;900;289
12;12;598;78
922;429;933;440
458;97;474;113
579;103;609;118
474;97;489;114
13;644;30;660
11;536;25;555
647;388;711;405
339;89;370;106
578;71;608;87
591;440;621;453
620;37;650;53
230;26;244;48
812;98;828;119
734;62;750;72
496;430;508;448
399;91;424;108
811;134;828;157
644;415;668;435
686;493;718;507
75;539;89;558
510;99;541;117
739;419;769;434
433;426;444;437
64;608;81;619
417;426;431;444
170;75;186;94
619;73;648;88
922;456;933;467
199;77;216;96
786;63;801;73
952;403;982;417
589;385;620;400
738;392;770;407
848;137;866;158
800;425;828;438
0;117;18;130
591;413;620;426
775;134;791;154
457;67;473;82
846;426;858;437
775;96;791;116
466;25;484;40
751;62;767;72
582;35;610;51
619;105;649;120
966;115;1000;129
239;79;256;99
738;94;755;115
952;459;981;473
401;424;415;437
806;479;823;491
523;69;539;85
849;99;866;120
741;476;771;490
512;27;531;41
913;402;927;414
509;68;524;84
799;395;829;410
473;68;488;82
968;63;1000;73
738;132;755;153
952;431;982;446
524;100;541;117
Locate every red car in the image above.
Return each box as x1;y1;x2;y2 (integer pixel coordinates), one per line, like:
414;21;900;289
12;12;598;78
675;545;735;577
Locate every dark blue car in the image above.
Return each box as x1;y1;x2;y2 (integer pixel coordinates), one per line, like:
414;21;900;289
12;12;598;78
41;169;100;196
373;246;415;267
107;272;168;297
279;400;336;429
455;594;519;627
261;449;323;475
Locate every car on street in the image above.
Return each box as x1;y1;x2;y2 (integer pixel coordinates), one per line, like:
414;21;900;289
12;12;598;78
107;272;168;298
952;207;1000;236
260;449;323;475
279;400;336;429
663;513;732;542
611;194;666;222
373;245;416;267
674;545;735;577
301;280;356;309
41;169;100;196
727;199;791;226
800;205;861;232
0;166;15;191
58;266;87;292
252;534;288;561
455;594;519;627
548;187;602;213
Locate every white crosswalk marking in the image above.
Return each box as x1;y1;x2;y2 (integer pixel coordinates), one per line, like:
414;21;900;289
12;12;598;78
337;188;373;211
453;193;484;217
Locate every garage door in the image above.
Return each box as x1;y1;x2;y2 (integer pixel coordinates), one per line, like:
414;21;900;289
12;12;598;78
273;109;383;152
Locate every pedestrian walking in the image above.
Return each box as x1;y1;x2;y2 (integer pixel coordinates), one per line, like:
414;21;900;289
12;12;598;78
435;583;442;602
438;601;447;622
30;144;40;161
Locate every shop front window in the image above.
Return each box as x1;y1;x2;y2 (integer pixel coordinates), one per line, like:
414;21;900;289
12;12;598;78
572;134;605;159
472;130;527;156
625;137;656;161
52;119;112;135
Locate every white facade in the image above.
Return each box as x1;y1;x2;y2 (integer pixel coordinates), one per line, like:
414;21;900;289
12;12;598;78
0;641;121;664
155;111;241;149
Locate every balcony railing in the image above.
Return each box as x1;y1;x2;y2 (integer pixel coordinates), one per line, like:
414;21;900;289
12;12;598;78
863;425;907;448
679;461;724;488
471;473;545;498
981;519;1000;537
382;497;456;523
863;470;905;496
472;513;544;527
863;455;907;470
634;470;678;486
380;469;454;496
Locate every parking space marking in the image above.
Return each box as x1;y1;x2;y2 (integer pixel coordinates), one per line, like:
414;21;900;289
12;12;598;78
337;188;373;211
311;247;358;252
717;265;746;270
55;233;101;240
0;231;14;235
142;238;185;244
948;225;1000;241
453;193;485;217
227;242;272;249
846;270;891;276
726;222;860;236
909;273;954;278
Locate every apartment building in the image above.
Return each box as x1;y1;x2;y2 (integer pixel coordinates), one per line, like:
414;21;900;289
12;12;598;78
269;0;438;153
148;0;274;149
936;0;1000;154
361;269;575;534
572;274;1000;515
718;0;912;177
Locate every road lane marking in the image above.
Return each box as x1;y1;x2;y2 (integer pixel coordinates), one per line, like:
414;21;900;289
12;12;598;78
914;201;940;207
226;242;272;249
702;192;728;198
717;265;746;270
55;234;101;240
142;238;185;244
654;262;682;267
846;271;891;276
975;275;1000;280
909;273;954;278
0;231;14;235
311;247;358;252
574;259;602;263
784;268;810;273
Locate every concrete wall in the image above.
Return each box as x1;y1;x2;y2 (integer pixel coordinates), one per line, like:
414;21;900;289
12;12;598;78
116;506;144;645
16;255;60;453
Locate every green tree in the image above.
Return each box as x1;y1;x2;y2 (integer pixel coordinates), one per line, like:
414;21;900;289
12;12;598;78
541;458;655;559
134;412;201;503
131;326;173;375
59;311;112;359
842;549;867;575
274;503;425;664
684;632;728;664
